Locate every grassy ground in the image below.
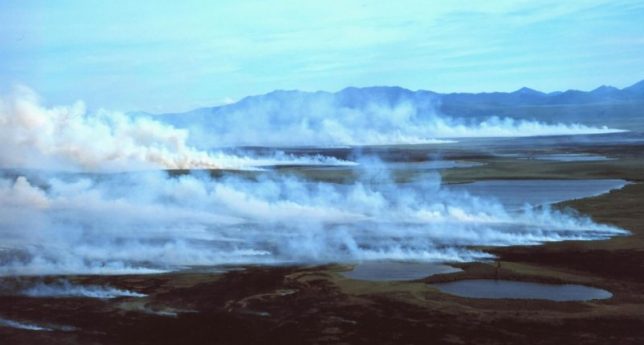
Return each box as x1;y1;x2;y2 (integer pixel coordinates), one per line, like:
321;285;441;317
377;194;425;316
2;141;644;344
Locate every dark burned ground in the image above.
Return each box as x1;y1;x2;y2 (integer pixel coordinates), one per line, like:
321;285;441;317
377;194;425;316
2;142;644;344
3;258;641;345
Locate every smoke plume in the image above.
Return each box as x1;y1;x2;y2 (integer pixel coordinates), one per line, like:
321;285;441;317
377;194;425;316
0;86;628;276
21;280;145;299
0;86;353;171
0;169;626;275
159;89;624;147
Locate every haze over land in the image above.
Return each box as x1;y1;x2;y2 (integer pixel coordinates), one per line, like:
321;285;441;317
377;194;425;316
0;0;641;320
1;2;644;343
154;81;644;147
0;83;633;275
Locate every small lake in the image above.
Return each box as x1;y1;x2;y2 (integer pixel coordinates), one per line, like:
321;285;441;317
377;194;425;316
448;179;627;210
342;261;461;281
287;159;481;170
431;279;612;301
386;160;482;170
529;153;613;162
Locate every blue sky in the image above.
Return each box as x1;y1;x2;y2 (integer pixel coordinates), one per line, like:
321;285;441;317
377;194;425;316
1;0;643;112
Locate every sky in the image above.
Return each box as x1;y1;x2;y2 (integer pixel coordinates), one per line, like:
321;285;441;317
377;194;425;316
1;0;643;113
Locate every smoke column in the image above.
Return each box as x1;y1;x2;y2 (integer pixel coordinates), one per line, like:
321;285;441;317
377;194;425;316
0;87;627;276
0;86;354;171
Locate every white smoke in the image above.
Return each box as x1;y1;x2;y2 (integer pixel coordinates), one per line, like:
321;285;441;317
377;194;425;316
20;280;145;299
0;86;628;276
163;90;624;147
0;167;626;276
0;86;354;171
0;318;53;331
0;315;76;332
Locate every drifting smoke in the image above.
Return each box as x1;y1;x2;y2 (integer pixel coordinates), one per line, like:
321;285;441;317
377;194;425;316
0;316;76;332
159;89;625;147
0;278;145;298
0;168;626;275
0;318;53;331
20;280;145;299
0;86;628;276
0;86;354;171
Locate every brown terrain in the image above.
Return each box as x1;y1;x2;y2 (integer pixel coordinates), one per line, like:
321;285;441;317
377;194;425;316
1;140;644;344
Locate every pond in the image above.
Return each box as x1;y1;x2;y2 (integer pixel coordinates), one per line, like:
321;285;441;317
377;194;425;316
448;179;627;209
529;153;613;162
289;159;481;171
430;279;612;301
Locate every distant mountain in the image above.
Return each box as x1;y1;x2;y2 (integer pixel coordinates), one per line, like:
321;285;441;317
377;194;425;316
440;80;644;107
623;79;644;94
159;79;644;116
155;79;644;134
435;80;644;130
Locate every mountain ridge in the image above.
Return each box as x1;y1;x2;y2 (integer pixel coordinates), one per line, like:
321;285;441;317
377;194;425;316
151;79;644;132
153;79;644;118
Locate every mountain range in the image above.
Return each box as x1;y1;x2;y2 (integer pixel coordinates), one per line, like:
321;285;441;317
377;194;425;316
154;79;644;132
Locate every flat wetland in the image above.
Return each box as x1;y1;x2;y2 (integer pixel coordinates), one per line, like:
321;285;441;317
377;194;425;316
2;134;644;344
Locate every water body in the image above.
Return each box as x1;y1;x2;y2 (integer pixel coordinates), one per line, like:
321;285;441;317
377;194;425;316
495;153;612;161
529;153;612;162
448;179;627;210
342;261;461;281
385;160;482;170
431;279;612;301
287;160;480;170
